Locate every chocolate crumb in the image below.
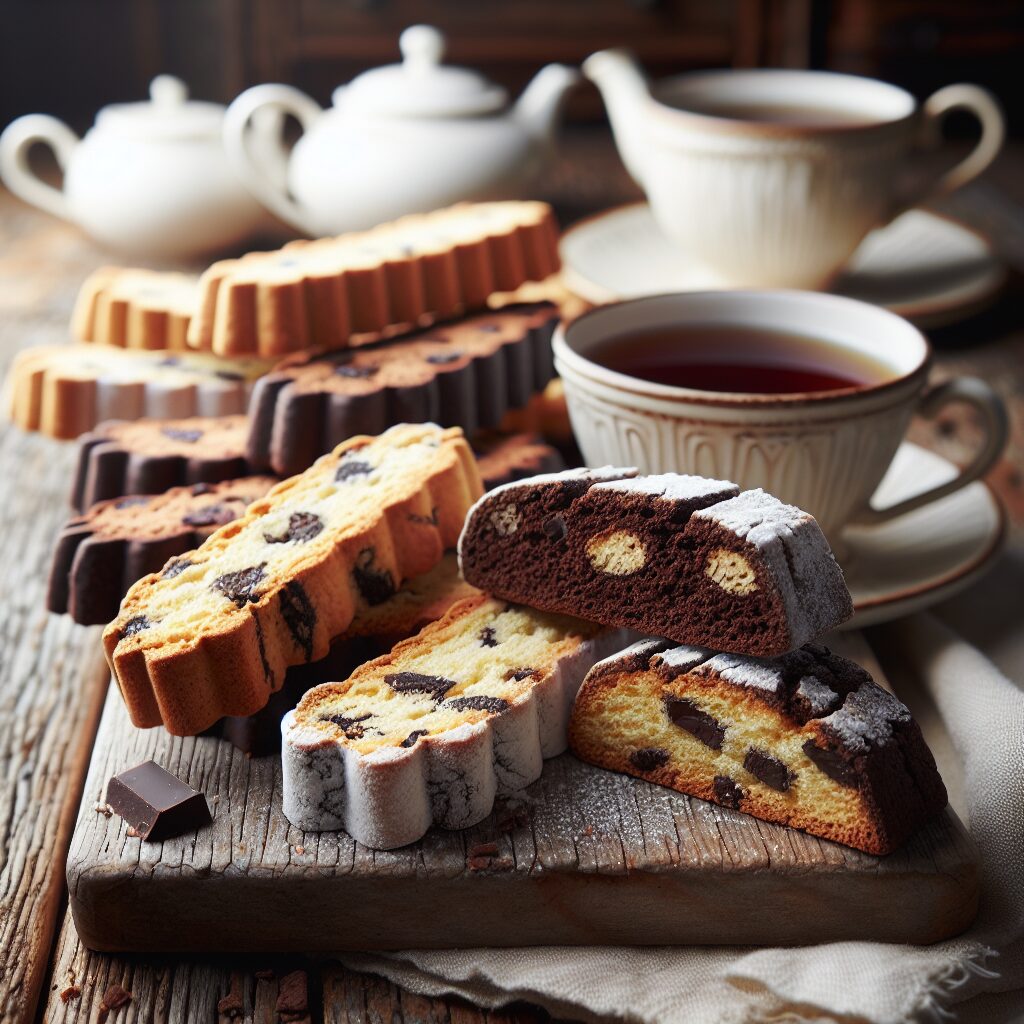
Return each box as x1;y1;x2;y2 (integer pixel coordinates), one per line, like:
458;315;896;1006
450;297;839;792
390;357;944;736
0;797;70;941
276;970;308;1015
98;983;131;1022
479;625;498;647
216;990;244;1017
59;985;81;1004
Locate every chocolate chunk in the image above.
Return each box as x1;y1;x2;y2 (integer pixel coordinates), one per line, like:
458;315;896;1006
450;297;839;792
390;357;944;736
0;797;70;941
161;427;203;443
105;760;212;841
504;667;538;682
400;729;429;748
335;364;378;379
803;739;858;787
264;511;324;544
114;496;149;509
162;558;192;579
385;671;455;700
335;459;373;483
353;548;395;605
279;580;316;661
183;503;237;528
743;748;794;791
479;626;498;647
323;711;372;739
425;351;462;364
211;563;266;607
121;615;152;638
665;696;725;750
446;695;510;714
542;515;567;541
713;775;745;809
628;747;670;772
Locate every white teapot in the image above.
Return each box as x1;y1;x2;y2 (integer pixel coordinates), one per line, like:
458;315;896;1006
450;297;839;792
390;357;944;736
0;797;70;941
223;25;580;237
0;76;275;259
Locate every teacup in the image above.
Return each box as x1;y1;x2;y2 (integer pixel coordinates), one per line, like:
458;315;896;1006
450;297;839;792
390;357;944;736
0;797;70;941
583;53;1005;289
553;291;1008;541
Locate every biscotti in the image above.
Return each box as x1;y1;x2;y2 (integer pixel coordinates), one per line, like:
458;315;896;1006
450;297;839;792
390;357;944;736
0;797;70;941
282;594;628;849
72;266;198;350
569;639;947;854
216;552;480;755
71;415;251;512
472;432;564;490
458;468;853;656
188;201;560;356
4;344;271;440
104;423;482;736
49;476;278;625
246;302;559;477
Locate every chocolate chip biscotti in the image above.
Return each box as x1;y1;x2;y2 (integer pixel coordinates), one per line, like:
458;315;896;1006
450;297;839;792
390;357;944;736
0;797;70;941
104;423;482;736
569;639;947;854
188;201;560;356
282;595;628;849
72;266;198;350
246;302;559;477
71;415;251;512
4;344;271;440
48;476;278;625
458;469;853;656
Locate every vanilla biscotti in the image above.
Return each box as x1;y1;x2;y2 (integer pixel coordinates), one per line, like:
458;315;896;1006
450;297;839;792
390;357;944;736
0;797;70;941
569;639;947;854
188;201;560;356
282;595;628;849
458;469;853;656
104;423;482;736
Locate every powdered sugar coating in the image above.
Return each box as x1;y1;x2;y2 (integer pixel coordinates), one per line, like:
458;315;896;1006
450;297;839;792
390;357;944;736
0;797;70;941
819;684;911;754
594;474;738;506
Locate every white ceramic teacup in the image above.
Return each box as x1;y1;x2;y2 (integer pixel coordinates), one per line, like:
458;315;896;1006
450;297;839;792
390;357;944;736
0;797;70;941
583;54;1006;289
553;291;1008;541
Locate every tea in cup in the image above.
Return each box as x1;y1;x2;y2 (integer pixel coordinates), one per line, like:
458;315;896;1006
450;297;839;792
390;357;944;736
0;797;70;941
553;290;1008;539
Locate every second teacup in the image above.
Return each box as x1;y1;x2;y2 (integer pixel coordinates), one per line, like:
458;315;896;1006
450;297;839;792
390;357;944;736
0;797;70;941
553;290;1008;540
583;54;1005;290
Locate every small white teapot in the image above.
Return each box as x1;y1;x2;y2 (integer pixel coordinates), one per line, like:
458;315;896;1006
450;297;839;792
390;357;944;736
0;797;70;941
223;25;580;237
0;76;274;259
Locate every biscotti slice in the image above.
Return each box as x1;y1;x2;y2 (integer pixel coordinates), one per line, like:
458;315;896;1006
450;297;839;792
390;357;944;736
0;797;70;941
569;639;947;854
216;552;480;755
71;415;251;512
472;432;565;490
4;344;271;440
72;267;198;350
282;595;628;849
458;469;853;656
246;302;559;477
188;201;560;356
104;423;482;736
48;476;278;625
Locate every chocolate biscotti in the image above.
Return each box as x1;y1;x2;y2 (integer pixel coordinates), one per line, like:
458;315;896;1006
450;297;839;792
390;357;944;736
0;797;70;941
246;302;559;477
71;415;251;512
188;201;560;356
569;639;947;854
458;469;853;656
48;476;278;625
472;432;565;490
72;266;198;350
104;423;482;736
4;344;271;440
282;595;628;849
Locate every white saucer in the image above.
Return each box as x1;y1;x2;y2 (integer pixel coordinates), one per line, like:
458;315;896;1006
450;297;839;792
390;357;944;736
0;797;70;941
561;204;1006;328
842;442;1005;628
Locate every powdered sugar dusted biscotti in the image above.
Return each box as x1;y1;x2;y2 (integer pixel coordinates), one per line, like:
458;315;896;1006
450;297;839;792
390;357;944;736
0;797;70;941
103;423;482;736
282;595;629;849
458;468;852;656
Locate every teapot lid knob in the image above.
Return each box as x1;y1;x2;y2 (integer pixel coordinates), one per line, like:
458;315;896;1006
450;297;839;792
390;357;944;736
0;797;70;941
150;75;189;107
400;25;445;73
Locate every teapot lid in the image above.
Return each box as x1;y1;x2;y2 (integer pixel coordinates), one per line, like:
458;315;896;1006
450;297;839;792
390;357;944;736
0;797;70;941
341;25;508;117
95;76;225;139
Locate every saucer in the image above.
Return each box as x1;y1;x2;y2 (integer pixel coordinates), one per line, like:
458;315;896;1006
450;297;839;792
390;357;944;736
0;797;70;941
560;204;1006;328
842;442;1005;628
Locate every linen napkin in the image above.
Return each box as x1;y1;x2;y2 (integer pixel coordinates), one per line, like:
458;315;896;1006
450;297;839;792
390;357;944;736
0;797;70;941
337;613;1024;1023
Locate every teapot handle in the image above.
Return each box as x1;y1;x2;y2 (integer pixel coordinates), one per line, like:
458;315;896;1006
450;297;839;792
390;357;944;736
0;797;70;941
223;84;323;235
0;114;79;220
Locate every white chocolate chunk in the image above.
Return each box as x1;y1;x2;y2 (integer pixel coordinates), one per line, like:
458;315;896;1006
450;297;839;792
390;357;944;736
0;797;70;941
490;504;521;537
705;548;758;595
586;530;646;576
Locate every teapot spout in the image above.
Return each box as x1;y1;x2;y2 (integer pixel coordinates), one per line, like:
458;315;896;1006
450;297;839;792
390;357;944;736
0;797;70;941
514;63;582;150
582;49;652;187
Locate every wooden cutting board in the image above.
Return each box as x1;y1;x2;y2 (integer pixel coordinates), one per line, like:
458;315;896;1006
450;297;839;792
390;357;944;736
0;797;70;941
67;635;979;953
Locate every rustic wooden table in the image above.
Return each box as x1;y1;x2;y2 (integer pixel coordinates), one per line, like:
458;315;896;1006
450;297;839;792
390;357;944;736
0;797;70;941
0;131;1022;1024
